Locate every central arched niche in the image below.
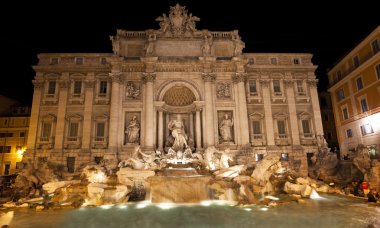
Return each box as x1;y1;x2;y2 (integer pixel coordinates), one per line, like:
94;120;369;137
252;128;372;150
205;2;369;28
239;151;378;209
163;86;196;106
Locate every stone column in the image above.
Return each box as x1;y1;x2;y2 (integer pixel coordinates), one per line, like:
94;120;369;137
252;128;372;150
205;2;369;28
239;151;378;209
142;73;156;152
108;72;122;153
308;79;323;136
233;73;250;146
157;108;164;151
54;79;69;150
260;79;275;146
285;79;300;145
189;112;194;142
24;79;43;160
165;112;170;139
81;79;95;150
202;73;216;147
195;108;202;150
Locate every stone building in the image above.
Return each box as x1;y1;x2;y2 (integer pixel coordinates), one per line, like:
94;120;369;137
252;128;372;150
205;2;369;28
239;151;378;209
24;4;323;175
327;26;380;158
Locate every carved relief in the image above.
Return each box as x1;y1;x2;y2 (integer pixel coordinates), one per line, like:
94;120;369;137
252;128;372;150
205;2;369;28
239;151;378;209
155;4;200;36
216;82;231;99
125;81;141;99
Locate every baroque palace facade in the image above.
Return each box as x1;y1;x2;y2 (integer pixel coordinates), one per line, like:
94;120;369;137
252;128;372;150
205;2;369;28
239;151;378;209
24;4;323;175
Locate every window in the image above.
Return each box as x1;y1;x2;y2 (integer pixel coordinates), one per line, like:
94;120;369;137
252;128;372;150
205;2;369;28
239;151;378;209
342;106;349;120
273;80;281;93
0;146;11;153
336;70;342;80
277;120;286;136
296;81;304;94
361;123;374;135
75;58;83;64
360;98;369;112
50;58;59;65
94;156;103;164
293;58;300;64
20;132;25;137
371;39;380;54
346;129;352;138
376;64;380;80
302;119;312;137
0;133;13;138
99;81;107;95
96;122;105;141
356;77;363;90
41;122;52;141
249;80;257;95
68;122;79;141
48;81;56;94
4;164;10;175
336;89;345;101
252;121;261;134
247;58;254;65
73;81;82;95
270;58;277;64
353;55;360;68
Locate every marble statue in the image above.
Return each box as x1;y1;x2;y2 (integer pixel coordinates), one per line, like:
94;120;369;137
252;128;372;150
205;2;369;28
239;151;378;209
168;115;188;151
156;13;170;33
126;115;140;144
232;32;245;56
185;13;200;33
144;33;156;56
201;32;212;56
110;36;120;56
219;114;233;142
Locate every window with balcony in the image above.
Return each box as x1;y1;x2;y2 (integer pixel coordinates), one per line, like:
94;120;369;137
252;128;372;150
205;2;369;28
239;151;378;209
371;39;380;54
353;55;360;68
360;97;369;112
356;77;363;90
249;80;257;95
296;80;305;95
67;122;79;141
302;119;312;138
361;123;374;135
99;81;107;96
95;122;105;142
273;80;281;94
252;121;261;137
277;120;286;137
47;81;56;95
73;81;82;95
40;122;52;142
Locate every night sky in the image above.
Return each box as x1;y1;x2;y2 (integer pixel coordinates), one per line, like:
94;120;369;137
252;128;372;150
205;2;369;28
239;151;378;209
1;0;379;105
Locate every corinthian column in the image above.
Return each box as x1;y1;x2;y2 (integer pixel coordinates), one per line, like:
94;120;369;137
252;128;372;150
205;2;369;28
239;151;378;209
233;73;250;145
54;79;69;149
157;108;164;151
308;79;323;136
195;107;202;150
142;73;156;152
81;79;95;150
284;79;300;145
260;79;275;146
202;73;216;147
108;72;122;153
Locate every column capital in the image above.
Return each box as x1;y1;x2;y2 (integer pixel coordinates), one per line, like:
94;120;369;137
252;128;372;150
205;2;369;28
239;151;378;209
201;72;216;82
58;80;70;88
109;72;123;83
142;72;156;83
259;79;271;88
232;72;247;83
32;80;44;89
284;79;294;88
307;79;318;88
84;80;95;88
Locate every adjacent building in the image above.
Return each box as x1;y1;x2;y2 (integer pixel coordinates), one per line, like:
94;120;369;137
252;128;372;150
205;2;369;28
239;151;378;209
23;4;324;175
328;26;380;158
319;92;339;150
0;96;30;175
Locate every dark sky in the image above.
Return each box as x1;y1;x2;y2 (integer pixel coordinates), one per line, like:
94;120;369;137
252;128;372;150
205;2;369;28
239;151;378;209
1;0;379;105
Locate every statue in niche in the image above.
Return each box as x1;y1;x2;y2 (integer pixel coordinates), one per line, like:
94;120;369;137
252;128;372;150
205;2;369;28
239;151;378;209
144;33;156;57
201;32;213;56
219;113;234;142
232;32;245;56
126;82;140;99
125;115;140;144
168;114;188;151
156;13;170;33
216;82;231;98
